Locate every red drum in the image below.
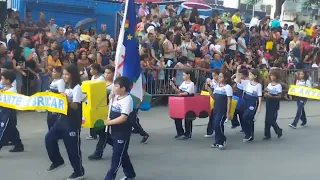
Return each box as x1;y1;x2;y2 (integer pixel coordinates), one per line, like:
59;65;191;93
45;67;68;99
168;95;210;120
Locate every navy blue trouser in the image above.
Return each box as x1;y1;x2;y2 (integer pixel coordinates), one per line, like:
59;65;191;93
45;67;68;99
105;136;136;180
90;128;97;138
0;110;22;149
213;113;226;145
132;110;148;136
174;118;193;137
232;109;244;128
45;116;84;175
206;111;215;135
94;127;113;157
264;108;281;138
47;112;58;130
242;100;257;138
292;100;307;126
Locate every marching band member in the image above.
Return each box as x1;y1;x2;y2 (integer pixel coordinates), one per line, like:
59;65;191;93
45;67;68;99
204;69;219;138
88;65;114;160
232;66;249;129
242;69;262;142
170;70;195;140
0;71;24;152
45;64;85;180
206;70;233;149
47;66;65;130
87;63;105;140
289;71;311;129
104;76;136;180
264;70;283;140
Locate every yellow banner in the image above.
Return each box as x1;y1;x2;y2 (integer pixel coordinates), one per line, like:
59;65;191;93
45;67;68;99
288;85;320;100
0;91;68;114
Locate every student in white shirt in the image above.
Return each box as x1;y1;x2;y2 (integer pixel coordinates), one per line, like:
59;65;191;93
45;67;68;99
88;65;115;161
204;69;219;138
90;63;105;81
47;66;65;130
87;63;105;140
232;66;250;129
104;76;136;180
0;71;24;153
242;69;262;142
264;71;283;140
104;65;115;94
45;64;85;180
289;71;312;129
206;70;233;149
170;70;195;140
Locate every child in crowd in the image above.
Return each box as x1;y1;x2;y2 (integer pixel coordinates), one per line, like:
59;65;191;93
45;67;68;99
206;70;233;149
104;76;136;180
289;71;311;129
204;69;219;138
170;70;195;140
47;66;65;130
0;71;24;152
264;70;283;140
242;69;262;142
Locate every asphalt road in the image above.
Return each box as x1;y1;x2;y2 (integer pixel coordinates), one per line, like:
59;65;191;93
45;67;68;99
1;101;320;180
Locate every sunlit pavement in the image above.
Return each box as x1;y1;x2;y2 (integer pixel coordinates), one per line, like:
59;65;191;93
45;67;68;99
1;101;320;180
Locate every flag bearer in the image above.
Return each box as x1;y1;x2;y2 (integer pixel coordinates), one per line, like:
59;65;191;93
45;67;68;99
104;76;136;180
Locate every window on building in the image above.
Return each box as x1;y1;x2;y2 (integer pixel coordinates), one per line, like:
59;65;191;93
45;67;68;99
217;0;224;6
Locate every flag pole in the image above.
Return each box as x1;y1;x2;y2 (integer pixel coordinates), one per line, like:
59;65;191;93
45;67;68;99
105;0;131;127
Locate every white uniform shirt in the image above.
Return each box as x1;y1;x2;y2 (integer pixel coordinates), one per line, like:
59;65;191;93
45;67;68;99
266;83;282;95
244;82;263;97
50;79;65;92
91;74;105;81
296;80;311;88
111;95;133;116
6;86;17;93
64;84;83;103
179;81;195;94
213;84;233;96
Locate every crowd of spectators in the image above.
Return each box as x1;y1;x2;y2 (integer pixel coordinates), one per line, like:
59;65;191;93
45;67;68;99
0;3;319;98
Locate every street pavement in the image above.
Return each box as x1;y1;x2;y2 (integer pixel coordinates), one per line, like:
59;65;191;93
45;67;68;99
1;101;320;180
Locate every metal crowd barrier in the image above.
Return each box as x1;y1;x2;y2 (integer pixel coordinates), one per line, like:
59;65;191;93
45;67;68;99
143;68;320;96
